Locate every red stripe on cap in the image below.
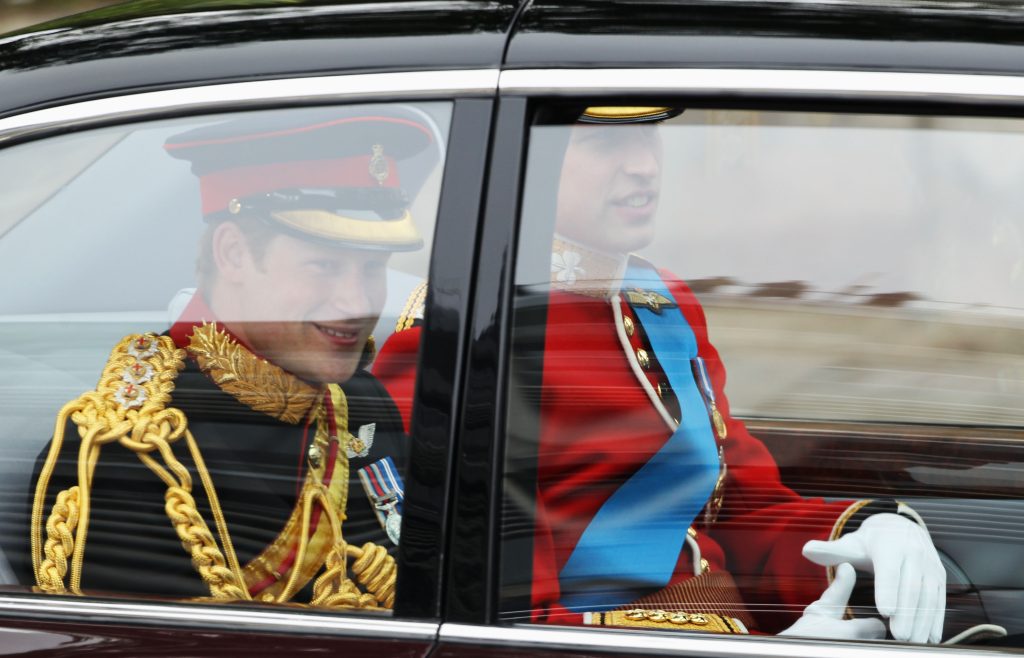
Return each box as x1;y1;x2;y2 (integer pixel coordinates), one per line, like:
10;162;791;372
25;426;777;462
166;115;434;150
200;156;398;215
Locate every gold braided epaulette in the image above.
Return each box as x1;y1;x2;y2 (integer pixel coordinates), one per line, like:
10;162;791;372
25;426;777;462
91;333;185;420
394;282;427;333
32;333;187;595
32;333;251;601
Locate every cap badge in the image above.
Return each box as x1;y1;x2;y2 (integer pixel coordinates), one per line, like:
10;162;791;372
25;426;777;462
369;144;389;186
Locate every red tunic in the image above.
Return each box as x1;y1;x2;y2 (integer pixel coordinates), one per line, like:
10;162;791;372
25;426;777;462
374;270;853;633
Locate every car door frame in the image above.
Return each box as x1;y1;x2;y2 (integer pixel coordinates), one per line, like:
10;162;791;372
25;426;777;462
0;68;498;653
436;65;1024;657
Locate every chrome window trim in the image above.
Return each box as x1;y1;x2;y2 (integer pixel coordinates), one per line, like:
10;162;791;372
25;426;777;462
0;595;438;640
440;623;1011;658
499;68;1024;105
0;69;499;145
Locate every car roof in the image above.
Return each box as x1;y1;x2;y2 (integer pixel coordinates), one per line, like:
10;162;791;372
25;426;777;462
4;0;1024;120
507;0;1024;76
0;0;523;118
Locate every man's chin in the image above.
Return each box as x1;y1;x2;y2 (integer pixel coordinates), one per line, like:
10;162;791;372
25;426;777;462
274;356;360;386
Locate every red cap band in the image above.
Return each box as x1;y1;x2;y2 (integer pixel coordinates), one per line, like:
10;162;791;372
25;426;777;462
199;156;399;216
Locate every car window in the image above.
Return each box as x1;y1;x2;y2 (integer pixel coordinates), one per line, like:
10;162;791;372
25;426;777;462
0;101;450;612
500;104;1024;647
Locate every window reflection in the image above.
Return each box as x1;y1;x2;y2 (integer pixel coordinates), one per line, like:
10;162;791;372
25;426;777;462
502;106;1024;646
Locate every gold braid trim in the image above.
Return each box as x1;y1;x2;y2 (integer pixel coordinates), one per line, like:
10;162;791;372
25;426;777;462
188;322;318;424
244;384;396;609
310;541;395;609
164;484;248;599
31;334;249;600
36;486;80;594
395;282;427;333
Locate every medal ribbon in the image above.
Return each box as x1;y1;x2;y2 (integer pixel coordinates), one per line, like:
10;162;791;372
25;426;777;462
358;457;405;514
557;264;721;611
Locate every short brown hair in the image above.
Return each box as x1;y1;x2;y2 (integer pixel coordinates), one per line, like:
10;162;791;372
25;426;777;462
195;215;281;288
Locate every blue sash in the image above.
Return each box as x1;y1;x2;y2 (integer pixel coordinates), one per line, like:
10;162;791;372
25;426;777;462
557;265;721;610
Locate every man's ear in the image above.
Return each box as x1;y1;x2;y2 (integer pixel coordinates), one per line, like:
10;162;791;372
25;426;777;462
211;220;252;285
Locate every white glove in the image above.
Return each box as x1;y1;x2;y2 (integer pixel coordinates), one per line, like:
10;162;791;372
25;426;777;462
779;563;887;640
802;512;946;643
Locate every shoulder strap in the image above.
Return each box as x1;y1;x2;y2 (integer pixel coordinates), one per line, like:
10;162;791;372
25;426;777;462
394;282;428;333
31;333;249;600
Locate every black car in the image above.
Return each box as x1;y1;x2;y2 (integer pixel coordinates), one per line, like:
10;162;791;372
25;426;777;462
0;0;1023;655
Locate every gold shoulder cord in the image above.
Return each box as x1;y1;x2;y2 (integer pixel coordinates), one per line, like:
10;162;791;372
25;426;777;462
31;333;248;599
31;329;396;610
241;384;395;609
394;282;427;333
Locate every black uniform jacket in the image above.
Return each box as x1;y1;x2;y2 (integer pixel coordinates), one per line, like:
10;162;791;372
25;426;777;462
15;353;406;600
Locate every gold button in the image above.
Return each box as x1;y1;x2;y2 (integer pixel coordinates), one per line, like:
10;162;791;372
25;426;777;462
636;348;650;369
623;316;635;337
669;612;692;625
261;593;275;603
688;527;698;539
307;444;324;469
656;383;663;398
647;610;669;622
701;558;710;573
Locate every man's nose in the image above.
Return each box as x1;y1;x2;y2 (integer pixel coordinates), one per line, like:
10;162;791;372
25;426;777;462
327;275;375;319
622;143;660;178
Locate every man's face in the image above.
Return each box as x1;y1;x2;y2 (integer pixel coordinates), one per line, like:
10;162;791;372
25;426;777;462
555;123;663;254
228;231;390;385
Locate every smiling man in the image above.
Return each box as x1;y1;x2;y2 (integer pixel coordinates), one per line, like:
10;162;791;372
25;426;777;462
20;107;437;607
376;106;948;642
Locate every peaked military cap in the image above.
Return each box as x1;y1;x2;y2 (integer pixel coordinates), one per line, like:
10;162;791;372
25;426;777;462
164;105;442;251
579;106;682;124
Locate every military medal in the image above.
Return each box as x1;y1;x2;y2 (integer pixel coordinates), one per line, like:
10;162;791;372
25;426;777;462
358;456;404;545
705;446;727;527
693;357;728;526
692;357;727;441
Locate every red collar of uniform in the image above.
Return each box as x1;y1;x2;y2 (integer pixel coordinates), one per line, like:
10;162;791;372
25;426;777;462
169;292;254;353
170;292;322;424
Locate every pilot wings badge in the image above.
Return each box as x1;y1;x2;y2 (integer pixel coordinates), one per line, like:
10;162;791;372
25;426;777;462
625;288;676;315
346;423;375;459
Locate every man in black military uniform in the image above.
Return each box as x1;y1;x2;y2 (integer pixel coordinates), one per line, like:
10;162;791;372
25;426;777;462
13;106;439;608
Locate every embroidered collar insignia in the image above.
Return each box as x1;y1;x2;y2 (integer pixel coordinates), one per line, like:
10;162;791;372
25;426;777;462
186;322;320;424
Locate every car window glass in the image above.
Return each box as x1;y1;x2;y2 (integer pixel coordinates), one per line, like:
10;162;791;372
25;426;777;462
0;101;450;612
501;105;1024;648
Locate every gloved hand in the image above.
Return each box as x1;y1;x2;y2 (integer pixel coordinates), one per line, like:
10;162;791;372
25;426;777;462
779;562;886;640
802;512;946;643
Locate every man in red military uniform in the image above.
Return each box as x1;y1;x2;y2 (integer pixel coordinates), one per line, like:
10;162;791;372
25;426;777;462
375;107;946;641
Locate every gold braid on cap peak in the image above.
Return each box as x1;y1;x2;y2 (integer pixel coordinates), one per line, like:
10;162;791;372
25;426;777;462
580;106;680;123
